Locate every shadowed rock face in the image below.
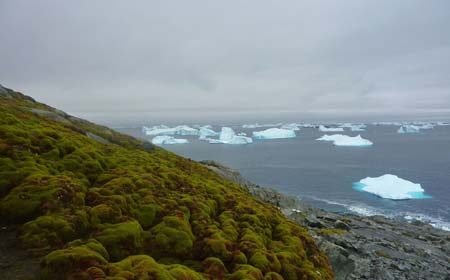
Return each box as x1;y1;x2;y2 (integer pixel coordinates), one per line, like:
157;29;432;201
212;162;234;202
202;161;450;280
0;87;333;279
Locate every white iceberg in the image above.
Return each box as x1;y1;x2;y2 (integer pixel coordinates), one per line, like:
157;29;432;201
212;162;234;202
173;125;199;135
319;125;344;132
143;125;174;136
353;174;431;200
151;136;188;145
280;123;301;131
317;134;373;146
208;127;253;144
397;125;420;134
198;126;219;140
252;128;296;139
219;127;236;142
143;125;199;136
225;135;253;144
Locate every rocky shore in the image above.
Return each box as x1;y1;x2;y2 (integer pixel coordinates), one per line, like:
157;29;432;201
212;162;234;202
201;160;450;280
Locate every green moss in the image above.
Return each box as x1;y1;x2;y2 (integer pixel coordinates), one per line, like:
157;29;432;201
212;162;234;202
249;251;270;272
264;272;284;280
133;204;159;229
148;216;194;259
0;91;333;279
0;157;43;196
318;228;348;236
0;174;83;223
219;210;239;241
21;215;76;248
108;255;205;280
167;264;206;280
95;220;144;261
202;257;228;279
249;250;281;274
40;240;108;280
202;236;233;261
71;209;90;235
68;238;110;259
230;264;264;280
90;203;119;225
232;251;248;265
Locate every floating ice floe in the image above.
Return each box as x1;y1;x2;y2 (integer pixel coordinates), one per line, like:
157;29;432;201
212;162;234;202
350;126;366;132
207;127;253;144
318;125;344;132
415;123;434;130
420;124;434;129
142;125;172;135
436;121;450;126
242;123;283;129
300;123;317;128
280;123;301;131
151;136;189;145
143;125;199;136
339;123;366;131
372;122;403;126
353;174;431;200
317;134;373;146
252;128;296;139
397;125;420;134
397;122;438;133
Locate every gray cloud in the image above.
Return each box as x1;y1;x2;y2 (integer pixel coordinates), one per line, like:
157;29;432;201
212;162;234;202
1;0;450;121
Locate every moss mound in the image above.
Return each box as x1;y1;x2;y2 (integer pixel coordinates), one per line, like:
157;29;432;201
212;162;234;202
95;220;144;261
40;239;108;280
0;87;333;279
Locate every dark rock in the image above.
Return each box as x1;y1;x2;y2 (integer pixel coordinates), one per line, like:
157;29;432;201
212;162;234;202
335;220;351;230
305;214;325;228
319;241;355;280
0;85;8;96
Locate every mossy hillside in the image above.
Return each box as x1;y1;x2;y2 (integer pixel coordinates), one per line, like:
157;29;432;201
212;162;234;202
0;87;333;279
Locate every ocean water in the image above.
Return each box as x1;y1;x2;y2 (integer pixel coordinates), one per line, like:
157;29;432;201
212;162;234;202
117;124;450;231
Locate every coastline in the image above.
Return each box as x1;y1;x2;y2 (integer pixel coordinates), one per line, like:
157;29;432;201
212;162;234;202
200;160;450;280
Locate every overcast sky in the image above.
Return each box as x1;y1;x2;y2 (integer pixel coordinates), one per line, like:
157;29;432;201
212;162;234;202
1;0;450;121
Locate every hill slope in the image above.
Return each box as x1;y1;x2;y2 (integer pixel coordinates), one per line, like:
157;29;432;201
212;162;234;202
0;85;333;280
